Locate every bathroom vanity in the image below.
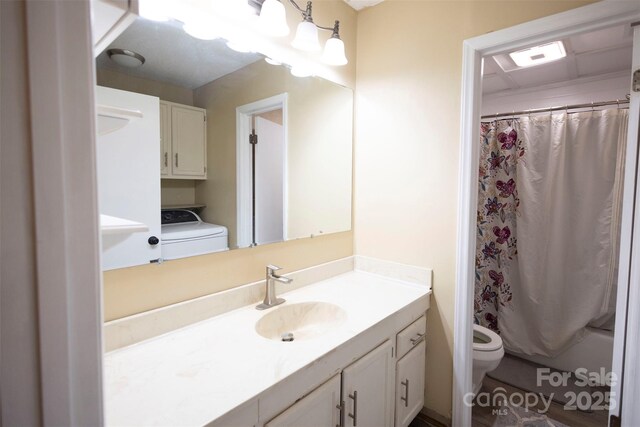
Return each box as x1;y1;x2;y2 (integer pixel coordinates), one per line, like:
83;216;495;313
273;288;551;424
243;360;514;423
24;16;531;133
104;257;431;426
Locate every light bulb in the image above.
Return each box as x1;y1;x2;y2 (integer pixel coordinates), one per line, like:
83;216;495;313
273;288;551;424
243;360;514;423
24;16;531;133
290;64;313;78
259;0;290;37
322;37;348;66
139;0;170;21
183;21;220;40
226;40;253;53
292;21;321;52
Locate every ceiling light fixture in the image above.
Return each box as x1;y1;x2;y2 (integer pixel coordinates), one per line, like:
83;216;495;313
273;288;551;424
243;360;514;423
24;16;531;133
509;41;566;68
107;49;146;68
259;0;348;66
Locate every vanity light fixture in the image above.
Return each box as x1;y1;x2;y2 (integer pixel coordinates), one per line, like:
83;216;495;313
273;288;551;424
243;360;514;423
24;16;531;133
107;49;146;68
183;20;220;40
259;0;348;66
290;64;313;77
265;57;282;65
226;40;254;53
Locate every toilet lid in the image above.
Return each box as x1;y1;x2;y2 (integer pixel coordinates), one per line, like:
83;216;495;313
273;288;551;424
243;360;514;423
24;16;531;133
473;324;503;352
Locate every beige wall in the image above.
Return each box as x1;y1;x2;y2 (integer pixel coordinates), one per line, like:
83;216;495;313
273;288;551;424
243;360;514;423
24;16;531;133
257;109;283;125
103;0;356;321
161;179;197;206
354;0;595;421
103;230;352;320
193;59;352;248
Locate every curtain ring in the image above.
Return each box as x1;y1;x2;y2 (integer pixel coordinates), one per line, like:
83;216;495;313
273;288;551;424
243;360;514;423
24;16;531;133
591;101;595;112
617;99;620;110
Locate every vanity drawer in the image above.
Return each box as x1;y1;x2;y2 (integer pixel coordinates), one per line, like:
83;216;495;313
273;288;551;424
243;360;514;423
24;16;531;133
396;315;426;359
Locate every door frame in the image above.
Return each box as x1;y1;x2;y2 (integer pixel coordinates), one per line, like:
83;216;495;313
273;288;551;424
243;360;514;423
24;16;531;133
7;0;105;424
453;2;640;425
236;93;289;248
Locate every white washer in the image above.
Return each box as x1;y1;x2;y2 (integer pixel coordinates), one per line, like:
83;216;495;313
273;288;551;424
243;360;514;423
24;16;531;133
161;209;228;260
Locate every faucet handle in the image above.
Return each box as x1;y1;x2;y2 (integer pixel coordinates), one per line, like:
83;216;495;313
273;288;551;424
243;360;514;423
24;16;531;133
266;264;282;274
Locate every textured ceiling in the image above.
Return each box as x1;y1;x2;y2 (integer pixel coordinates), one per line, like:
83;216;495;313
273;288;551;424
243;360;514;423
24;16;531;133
483;24;633;95
95;18;263;90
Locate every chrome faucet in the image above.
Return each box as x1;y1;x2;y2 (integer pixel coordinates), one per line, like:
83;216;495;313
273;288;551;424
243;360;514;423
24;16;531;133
256;265;292;310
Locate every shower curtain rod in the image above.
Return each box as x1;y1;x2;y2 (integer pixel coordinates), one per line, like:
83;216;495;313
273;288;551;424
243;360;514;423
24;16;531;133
481;98;630;120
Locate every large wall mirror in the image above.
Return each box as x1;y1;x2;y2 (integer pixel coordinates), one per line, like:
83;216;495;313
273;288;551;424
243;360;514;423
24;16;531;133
95;15;353;270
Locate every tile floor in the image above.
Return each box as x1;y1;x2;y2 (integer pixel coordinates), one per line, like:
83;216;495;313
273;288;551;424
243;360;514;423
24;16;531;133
472;377;609;427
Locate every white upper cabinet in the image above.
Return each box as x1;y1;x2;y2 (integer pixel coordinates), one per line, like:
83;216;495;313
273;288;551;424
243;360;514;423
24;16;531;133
342;340;395;427
159;101;171;176
160;101;207;179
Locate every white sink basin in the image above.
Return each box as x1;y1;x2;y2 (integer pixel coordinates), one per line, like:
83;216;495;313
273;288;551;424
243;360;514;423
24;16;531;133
255;302;347;342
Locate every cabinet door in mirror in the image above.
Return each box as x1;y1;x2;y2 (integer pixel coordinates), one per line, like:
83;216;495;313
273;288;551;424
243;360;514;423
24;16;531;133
94;14;353;269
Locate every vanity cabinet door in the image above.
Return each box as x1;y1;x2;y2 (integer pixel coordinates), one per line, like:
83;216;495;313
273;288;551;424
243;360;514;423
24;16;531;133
265;374;341;427
395;340;426;427
170;104;207;179
159;101;171;176
342;340;394;427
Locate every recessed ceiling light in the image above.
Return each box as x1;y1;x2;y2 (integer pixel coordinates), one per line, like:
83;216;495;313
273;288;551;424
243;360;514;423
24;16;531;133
509;41;566;68
107;49;146;68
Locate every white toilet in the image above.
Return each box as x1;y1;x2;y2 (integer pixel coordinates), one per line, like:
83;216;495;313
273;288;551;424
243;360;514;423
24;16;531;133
472;324;504;394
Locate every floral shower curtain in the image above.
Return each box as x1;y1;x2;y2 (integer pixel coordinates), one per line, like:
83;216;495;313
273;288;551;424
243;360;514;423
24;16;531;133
475;109;628;357
474;120;523;332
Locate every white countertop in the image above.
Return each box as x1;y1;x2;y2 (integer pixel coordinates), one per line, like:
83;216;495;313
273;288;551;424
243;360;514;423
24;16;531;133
104;270;430;426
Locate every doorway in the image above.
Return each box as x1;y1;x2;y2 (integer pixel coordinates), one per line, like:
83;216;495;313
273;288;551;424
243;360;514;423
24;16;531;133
453;3;640;426
236;94;288;248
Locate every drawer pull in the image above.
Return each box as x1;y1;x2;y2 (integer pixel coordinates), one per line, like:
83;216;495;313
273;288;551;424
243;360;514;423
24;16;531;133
348;391;358;426
410;333;425;346
401;379;409;407
175;153;179;167
336;400;345;427
164;152;168;167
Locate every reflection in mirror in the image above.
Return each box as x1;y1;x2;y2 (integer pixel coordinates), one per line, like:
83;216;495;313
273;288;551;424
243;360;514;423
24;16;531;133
95;16;353;270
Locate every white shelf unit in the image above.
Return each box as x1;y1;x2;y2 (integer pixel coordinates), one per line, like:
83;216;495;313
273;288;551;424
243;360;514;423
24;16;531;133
100;214;148;235
96;104;143;136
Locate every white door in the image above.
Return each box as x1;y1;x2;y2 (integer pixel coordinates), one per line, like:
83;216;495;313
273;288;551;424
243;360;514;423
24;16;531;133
95;86;161;270
395;340;426;427
171;104;206;177
613;24;640;425
255;115;285;245
342;340;395;427
265;375;341;427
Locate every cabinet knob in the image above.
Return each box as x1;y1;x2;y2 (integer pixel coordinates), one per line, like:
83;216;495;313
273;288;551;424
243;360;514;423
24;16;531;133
148;236;159;245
